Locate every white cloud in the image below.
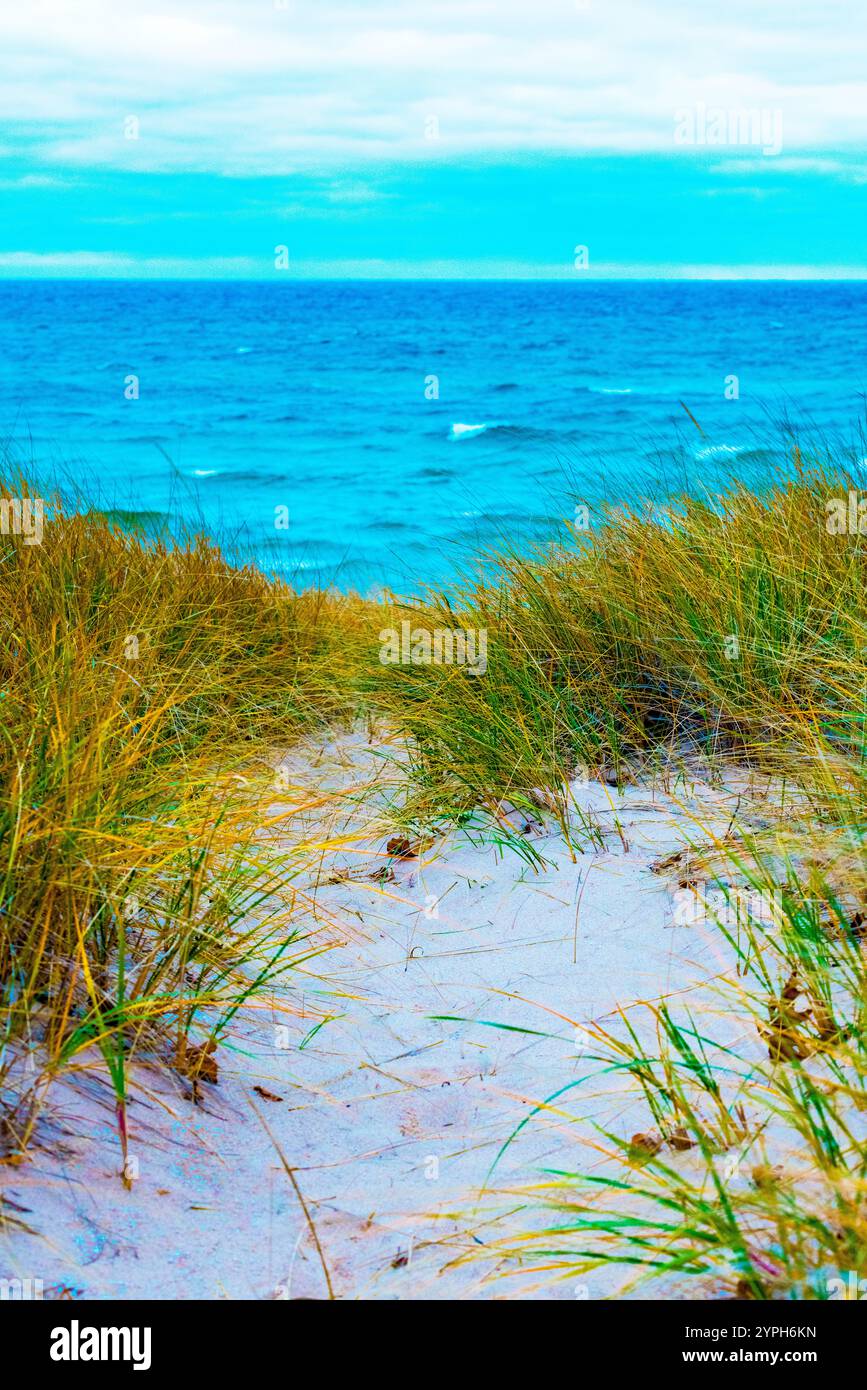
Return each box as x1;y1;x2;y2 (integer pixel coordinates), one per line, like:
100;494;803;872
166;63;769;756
0;250;261;277
0;0;864;174
3;250;866;280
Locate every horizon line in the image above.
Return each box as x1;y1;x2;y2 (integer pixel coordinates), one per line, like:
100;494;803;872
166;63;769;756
2;274;867;285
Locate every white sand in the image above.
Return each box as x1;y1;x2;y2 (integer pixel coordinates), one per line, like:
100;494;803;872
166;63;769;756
1;730;751;1300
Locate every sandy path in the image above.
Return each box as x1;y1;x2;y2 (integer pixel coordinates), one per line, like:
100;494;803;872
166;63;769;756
2;731;741;1300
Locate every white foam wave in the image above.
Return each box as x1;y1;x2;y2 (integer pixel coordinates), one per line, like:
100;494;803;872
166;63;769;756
695;444;744;461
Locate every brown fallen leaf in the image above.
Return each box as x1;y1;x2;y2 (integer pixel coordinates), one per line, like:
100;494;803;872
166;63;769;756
758;968;817;1063
628;1130;664;1160
386;837;415;859
759;1021;813;1063
651;848;688;875
666;1126;697;1152
368;866;396;883
173;1038;218;1085
253;1085;284;1103
751;1164;784;1190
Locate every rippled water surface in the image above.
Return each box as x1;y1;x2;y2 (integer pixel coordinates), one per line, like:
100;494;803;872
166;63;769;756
1;279;865;591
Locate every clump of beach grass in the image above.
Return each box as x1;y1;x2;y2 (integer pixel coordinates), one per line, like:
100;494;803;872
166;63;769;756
369;454;867;839
0;476;374;1164
459;775;867;1299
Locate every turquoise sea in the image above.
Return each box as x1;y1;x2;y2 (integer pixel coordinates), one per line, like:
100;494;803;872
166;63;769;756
1;279;865;593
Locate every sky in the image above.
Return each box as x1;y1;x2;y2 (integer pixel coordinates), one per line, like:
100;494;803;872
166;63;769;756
0;0;865;278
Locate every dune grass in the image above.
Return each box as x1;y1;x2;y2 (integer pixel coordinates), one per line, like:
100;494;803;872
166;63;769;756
463;780;867;1299
2;446;867;1294
370;456;867;838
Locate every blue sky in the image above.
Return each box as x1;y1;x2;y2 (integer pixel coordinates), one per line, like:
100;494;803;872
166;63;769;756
1;0;865;278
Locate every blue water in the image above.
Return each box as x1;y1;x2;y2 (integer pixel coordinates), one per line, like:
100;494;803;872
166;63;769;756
0;280;865;593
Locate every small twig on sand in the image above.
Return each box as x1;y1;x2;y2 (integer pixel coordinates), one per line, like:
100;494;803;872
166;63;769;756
573;864;594;964
249;1095;335;1300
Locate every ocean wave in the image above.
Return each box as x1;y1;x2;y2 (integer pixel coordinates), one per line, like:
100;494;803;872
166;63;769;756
364;517;412;531
449;421;584;447
695;443;746;461
266;557;315;571
450;422;490;440
211;468;279;483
